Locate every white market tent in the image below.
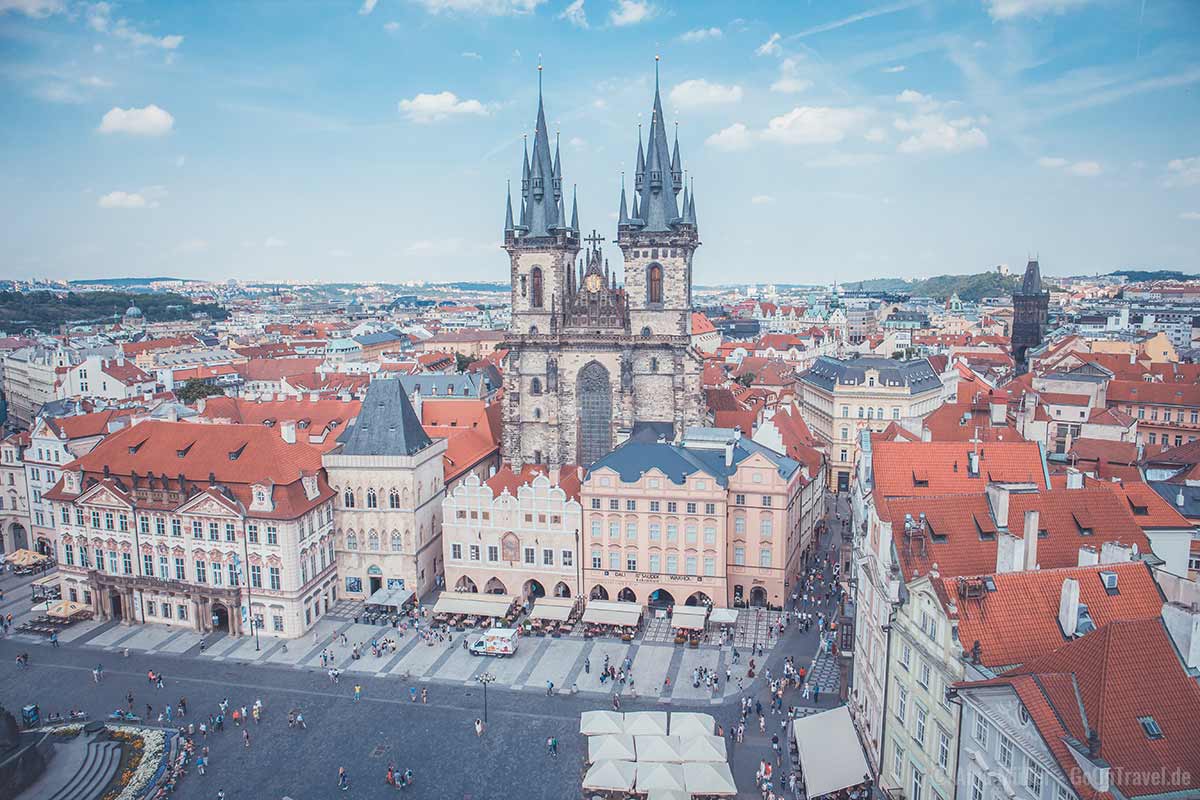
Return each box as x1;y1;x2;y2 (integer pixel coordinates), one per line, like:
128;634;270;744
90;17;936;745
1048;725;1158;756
709;607;739;625
670;605;708;630
580;710;624;736
588;734;636;763
582;760;636;792
623;710;669;737
677;734;727;763
634;735;682;763
645;790;690;800
669;711;715;738
635;762;686;792
792;706;871;798
582;599;643;627
530;596;575;622
430;593;517;617
365;587;414;609
683;762;737;796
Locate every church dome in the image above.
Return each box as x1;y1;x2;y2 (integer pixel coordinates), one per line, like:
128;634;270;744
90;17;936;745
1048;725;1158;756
125;304;143;317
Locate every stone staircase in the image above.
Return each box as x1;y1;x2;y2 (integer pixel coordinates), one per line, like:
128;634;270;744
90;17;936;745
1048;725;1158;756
43;738;123;800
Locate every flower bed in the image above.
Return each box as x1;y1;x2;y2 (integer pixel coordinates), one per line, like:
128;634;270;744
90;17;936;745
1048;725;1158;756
98;726;166;800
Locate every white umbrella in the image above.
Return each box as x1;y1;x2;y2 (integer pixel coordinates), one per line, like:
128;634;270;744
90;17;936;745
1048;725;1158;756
623;710;669;736
635;762;687;792
683;762;737;796
580;710;624;736
646;790;691;800
670;711;716;737
635;735;683;763
678;734;727;762
582;760;636;791
588;734;636;763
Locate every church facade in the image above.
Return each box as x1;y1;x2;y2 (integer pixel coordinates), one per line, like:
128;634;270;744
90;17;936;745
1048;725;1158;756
501;68;704;469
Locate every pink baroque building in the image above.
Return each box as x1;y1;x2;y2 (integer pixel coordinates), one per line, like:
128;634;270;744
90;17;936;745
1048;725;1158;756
580;427;811;610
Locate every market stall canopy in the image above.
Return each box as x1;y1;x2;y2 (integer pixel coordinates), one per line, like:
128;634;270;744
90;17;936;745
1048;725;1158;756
582;760;636;791
430;593;518;617
670;605;708;630
792;706;871;798
588;734;636;763
623;711;669;737
46;600;90;620
5;549;48;566
669;711;715;738
582;600;643;627
645;790;690;800
366;587;414;609
580;710;625;736
635;735;682;763
31;574;59;588
635;762;686;792
530;596;575;622
683;762;737;796
677;734;727;763
708;607;738;625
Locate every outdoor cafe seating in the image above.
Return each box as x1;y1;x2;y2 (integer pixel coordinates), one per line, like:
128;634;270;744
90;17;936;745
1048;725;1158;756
581;600;644;639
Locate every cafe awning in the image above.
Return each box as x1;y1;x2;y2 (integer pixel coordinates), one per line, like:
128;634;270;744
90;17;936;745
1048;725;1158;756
47;600;90;620
430;593;517;617
669;712;715;738
708;607;739;625
623;711;669;737
580;710;624;736
635;762;686;792
682;762;737;796
588;734;636;763
529;596;575;622
582;760;636;791
677;734;726;763
582;599;643;627
366;587;414;609
5;548;48;567
670;605;708;630
635;735;682;763
792;706;871;798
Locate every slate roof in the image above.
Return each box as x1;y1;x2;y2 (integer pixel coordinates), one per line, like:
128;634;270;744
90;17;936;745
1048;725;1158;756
336;378;431;457
799;355;942;393
589;428;799;487
399;373;488;398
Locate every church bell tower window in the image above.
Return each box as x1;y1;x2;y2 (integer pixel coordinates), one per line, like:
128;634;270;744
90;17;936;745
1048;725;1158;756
648;264;663;305
531;267;544;308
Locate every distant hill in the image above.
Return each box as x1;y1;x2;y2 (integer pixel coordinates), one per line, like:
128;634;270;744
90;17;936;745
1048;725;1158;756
70;277;190;286
1110;269;1193;282
847;272;1021;302
0;291;227;332
440;282;509;292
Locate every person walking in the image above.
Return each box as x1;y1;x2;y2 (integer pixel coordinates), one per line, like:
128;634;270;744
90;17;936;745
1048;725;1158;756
242;728;250;748
420;687;428;704
409;686;417;703
584;657;590;674
547;736;558;756
337;766;349;791
354;684;362;702
474;718;484;737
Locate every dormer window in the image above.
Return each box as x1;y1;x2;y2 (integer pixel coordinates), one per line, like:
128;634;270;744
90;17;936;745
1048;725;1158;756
1138;715;1163;739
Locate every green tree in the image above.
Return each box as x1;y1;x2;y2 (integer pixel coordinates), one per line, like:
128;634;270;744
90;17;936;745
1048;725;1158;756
177;379;225;404
455;352;472;373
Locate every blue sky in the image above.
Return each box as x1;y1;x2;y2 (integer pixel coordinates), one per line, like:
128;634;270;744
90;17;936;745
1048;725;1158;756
1;0;1198;285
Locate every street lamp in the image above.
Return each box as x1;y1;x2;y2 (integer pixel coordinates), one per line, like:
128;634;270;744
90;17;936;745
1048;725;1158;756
477;672;496;723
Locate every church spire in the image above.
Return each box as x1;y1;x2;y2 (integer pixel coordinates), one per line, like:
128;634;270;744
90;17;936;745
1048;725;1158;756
671;121;683;194
618;174;629;226
632;55;680;232
634;124;645;192
570;184;579;232
519;61;561;237
504;181;514;235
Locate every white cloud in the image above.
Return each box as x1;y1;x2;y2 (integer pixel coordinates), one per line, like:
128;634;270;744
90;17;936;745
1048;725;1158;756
559;0;587;27
894;113;987;154
770;57;811;94
0;0;65;17
384;21;400;31
864;127;887;142
411;0;545;14
87;4;183;49
806;153;884;168
98;104;174;136
755;32;782;57
1066;160;1102;176
98;190;154;209
751;195;774;205
609;0;654;26
461;51;482;59
1164;156;1200;188
679;27;721;43
359;0;378;14
705;122;751;152
882;65;906;73
264;236;287;248
896;89;932;105
1037;156;1068;168
984;0;1093;20
1180;211;1200;221
398;91;487;123
669;79;743;109
762;106;869;145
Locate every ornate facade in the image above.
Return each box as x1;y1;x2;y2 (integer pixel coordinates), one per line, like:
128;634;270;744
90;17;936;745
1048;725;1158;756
501;66;704;469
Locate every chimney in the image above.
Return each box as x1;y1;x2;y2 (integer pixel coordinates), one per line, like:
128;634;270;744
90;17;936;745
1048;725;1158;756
989;400;1006;426
549;464;561;486
1023;509;1039;570
1058;577;1081;637
1099;540;1133;564
967;450;980;478
280;420;296;444
197;397;207;414
921;428;932;443
165;405;179;423
996;531;1021;573
724;439;735;467
1178;487;1186;508
1161;602;1200;670
985;483;1011;525
1066;469;1084;490
1078;545;1099;566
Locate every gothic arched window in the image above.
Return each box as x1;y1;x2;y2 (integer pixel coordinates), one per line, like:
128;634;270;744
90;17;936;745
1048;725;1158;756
368;531;380;551
391;531;402;552
530;267;544;308
388;489;400;509
648;264;663;305
577;361;613;466
343;489;355;509
366;489;377;508
641;326;652;338
530;377;542;395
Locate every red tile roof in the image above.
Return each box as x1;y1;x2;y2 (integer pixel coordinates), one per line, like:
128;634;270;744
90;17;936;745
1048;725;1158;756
1107;380;1200;408
1039;391;1092;406
1099;479;1194;530
690;312;716;334
101;360;153;385
121;336;202;357
943;561;1164;670
238;357;325;382
922;402;1022;443
44;409;137;440
871;441;1047;499
962;619;1200;800
197;396;361;453
486;463;582;502
420;398;502;483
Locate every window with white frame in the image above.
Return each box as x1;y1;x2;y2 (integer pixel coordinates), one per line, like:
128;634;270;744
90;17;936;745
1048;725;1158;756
999;735;1013;770
973;714;989;746
937;728;950;769
892;742;905;782
896;683;908;723
1026;761;1043;795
